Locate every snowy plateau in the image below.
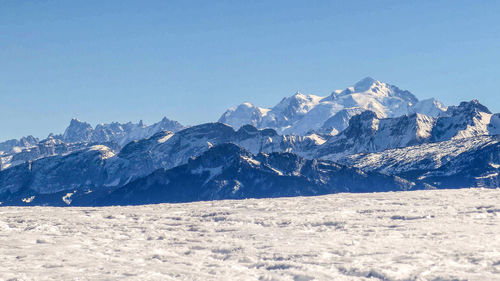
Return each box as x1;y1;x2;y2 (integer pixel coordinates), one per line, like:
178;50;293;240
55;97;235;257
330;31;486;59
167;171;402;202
1;189;499;281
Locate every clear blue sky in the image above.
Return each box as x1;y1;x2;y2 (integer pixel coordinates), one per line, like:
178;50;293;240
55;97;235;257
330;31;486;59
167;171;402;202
1;1;499;141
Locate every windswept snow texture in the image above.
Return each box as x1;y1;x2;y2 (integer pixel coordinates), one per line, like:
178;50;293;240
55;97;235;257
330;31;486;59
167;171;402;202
1;189;499;280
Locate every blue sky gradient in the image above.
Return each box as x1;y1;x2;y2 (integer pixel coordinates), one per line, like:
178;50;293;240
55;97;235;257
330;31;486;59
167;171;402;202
1;1;499;140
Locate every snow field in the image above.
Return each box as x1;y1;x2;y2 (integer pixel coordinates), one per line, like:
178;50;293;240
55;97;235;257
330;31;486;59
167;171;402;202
0;188;499;280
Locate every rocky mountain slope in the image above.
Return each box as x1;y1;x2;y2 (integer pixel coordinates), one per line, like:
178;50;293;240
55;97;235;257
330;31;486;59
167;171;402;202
0;136;39;154
334;135;499;189
62;117;185;145
0;136;119;170
316;100;499;159
0;144;416;206
101;143;416;205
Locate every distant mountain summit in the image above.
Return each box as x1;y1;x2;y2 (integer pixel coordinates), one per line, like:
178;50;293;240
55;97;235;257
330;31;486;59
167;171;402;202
0;135;39;153
62;117;185;145
63;119;94;143
0;116;186;170
219;77;447;135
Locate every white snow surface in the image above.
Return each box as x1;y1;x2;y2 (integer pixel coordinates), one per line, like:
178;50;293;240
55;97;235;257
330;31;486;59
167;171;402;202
1;188;499;280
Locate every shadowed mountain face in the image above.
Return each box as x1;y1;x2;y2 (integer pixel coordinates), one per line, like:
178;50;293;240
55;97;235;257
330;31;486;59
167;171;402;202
102;143;417;205
0;143;416;206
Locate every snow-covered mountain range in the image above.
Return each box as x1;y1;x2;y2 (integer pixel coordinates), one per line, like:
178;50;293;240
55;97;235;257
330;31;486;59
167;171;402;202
316;99;500;158
62;117;185;145
0;135;39;152
0;77;498;206
335;135;499;189
102;143;415;206
219;77;447;135
0;142;416;206
0;116;185;170
0;123;319;201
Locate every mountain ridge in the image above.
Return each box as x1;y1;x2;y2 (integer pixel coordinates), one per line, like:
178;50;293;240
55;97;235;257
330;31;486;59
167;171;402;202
315;99;497;160
0;143;418;206
0;116;186;170
219;77;448;136
0;77;498;206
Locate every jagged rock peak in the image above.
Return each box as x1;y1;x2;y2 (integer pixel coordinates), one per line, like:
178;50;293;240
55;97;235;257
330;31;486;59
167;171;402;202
355;110;379;121
63;118;93;143
456;99;491;114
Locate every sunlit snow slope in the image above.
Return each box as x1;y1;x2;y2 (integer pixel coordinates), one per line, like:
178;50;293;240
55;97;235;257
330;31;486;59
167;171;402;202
1;188;499;280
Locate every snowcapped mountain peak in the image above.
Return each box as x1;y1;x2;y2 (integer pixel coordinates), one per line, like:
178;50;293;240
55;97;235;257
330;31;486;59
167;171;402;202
328;77;416;102
411;98;447;117
454;99;491;115
69;118;89;127
70;118;87;124
330;89;343;98
154;116;184;131
431;99;494;141
317;111;439;158
43;116;185;148
219;78;446;135
276;91;318;106
241;101;255;108
63;118;93;143
0;135;39;154
218;102;268;129
353;76;378;92
438;99;491;121
317;98;499;160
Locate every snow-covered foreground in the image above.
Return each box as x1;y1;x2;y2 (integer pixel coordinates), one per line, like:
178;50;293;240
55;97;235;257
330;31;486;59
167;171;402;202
1;189;499;281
